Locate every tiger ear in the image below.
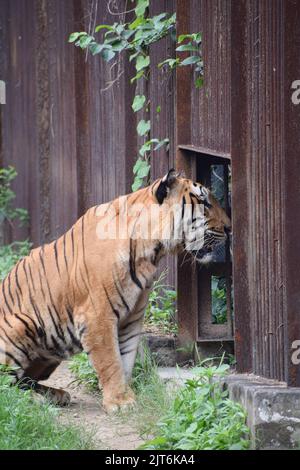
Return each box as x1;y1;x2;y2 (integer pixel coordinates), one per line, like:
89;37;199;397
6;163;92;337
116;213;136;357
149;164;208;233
155;169;179;204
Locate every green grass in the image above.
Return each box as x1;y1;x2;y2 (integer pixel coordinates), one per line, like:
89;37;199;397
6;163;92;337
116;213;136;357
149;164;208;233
0;372;94;450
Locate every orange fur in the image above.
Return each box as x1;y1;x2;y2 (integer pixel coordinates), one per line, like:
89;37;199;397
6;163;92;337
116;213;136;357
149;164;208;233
0;171;230;412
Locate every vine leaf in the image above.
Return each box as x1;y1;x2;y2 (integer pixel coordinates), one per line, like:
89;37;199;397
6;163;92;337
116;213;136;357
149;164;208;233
180;56;200;66
176;44;198;52
95;24;115;33
68;32;87;43
133;158;150;178
137;120;151;136
136;55;150;71
195;77;204;88
132;95;146;112
135;0;149;18
101;48;115;62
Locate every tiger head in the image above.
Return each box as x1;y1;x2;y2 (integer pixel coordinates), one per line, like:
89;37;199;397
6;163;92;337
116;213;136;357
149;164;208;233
152;169;231;264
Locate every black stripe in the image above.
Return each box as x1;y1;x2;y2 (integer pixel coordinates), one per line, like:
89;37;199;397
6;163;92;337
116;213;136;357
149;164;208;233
120;348;136;356
2;278;13;314
15;287;22;311
129;238;142;289
14;314;39;347
37;265;46;301
189;193;200;222
81;216;91;286
7;271;15;306
14;260;22;294
22;258;29;284
47;305;65;342
113;276;130;313
50;334;65;356
78;325;86;340
119;332;141;345
63;234;68;271
2;310;13;328
0;329;31;361
0;347;23;368
29;295;46;329
103;284;120;320
28;264;36;293
66;307;74;325
120;313;144;332
152;242;163;266
20;312;40;334
67;327;82;350
53;240;61;277
182;195;186;219
70;228;75;260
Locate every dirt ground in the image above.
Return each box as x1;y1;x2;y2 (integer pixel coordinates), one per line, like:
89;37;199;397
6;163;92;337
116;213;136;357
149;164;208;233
42;361;143;450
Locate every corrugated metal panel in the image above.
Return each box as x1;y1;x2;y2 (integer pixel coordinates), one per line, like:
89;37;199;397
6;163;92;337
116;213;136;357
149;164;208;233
149;0;176;287
231;0;300;385
282;0;300;386
0;0;138;245
190;0;231;155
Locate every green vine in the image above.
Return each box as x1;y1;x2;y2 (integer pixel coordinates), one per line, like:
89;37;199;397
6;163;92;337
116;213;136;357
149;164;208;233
69;0;203;191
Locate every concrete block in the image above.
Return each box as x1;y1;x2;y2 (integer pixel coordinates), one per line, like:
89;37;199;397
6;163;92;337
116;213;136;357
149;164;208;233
225;374;300;449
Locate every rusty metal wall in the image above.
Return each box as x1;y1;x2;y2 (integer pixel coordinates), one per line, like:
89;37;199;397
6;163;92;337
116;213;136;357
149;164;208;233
232;0;300;386
149;0;176;287
0;1;150;244
190;0;231;155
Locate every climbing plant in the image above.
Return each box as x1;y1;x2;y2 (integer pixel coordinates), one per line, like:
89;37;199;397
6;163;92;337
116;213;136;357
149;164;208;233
69;0;203;191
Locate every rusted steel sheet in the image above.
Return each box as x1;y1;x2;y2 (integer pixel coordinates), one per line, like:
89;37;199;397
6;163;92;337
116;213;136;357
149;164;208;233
0;0;138;245
176;0;198;346
231;0;300;385
72;0;136;211
230;0;253;373
283;0;300;387
149;0;176;287
190;0;231;156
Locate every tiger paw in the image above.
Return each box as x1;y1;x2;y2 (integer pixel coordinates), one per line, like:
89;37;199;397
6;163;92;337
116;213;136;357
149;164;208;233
103;390;136;414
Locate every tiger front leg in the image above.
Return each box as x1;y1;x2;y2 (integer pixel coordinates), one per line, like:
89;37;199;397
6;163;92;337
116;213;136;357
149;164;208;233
82;317;136;413
118;293;149;383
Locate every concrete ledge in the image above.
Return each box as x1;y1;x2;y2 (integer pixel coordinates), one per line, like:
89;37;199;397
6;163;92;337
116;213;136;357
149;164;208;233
225;374;300;449
142;334;177;367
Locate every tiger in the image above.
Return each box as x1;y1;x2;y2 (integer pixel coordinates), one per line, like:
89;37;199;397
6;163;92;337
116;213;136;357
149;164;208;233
0;169;231;413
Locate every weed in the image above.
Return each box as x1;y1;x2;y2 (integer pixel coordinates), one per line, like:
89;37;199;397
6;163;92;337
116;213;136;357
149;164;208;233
141;362;250;450
0;373;94;450
145;271;177;335
0;240;31;280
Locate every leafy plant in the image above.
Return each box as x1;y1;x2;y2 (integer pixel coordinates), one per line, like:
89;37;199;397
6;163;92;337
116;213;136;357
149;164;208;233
0;372;94;450
141;363;250;450
0;167;31;280
69;0;204;191
69;352;99;393
145;271;177;334
211;276;228;324
0;241;31;280
0;166;29;226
